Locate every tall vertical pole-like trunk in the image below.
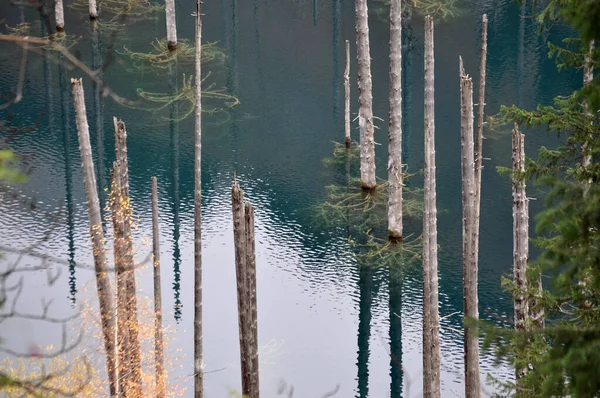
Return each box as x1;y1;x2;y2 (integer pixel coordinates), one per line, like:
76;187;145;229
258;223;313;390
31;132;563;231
55;0;64;31
512;123;529;385
459;59;480;398
232;184;251;396
344;39;351;147
89;0;97;19
113;118;143;397
422;15;440;398
165;0;178;50
152;177;166;397
354;0;376;189
387;0;403;241
194;1;204;395
71;78;117;396
91;21;107;218
245;202;259;398
582;41;594;168
474;14;487;222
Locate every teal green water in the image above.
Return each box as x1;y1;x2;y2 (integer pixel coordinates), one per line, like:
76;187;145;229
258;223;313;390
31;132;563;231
0;0;579;396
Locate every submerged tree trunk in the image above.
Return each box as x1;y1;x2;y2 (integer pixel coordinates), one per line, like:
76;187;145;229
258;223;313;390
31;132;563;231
512;123;529;385
423;15;440;398
194;0;204;395
459;59;480;398
55;0;64;31
71;78;117;396
345;39;351;147
165;0;177;50
387;0;403;241
113;118;143;397
354;0;376;189
151;177;166;398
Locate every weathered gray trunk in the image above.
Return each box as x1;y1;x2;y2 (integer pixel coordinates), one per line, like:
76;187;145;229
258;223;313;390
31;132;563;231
582;41;594;168
512;123;529;384
113;118;143;397
344;39;351;147
151;176;166;398
354;0;376;189
422;15;440;398
89;0;97;19
245;202;259;398
165;0;177;50
55;0;65;31
232;184;251;395
459;60;480;398
474;14;487;226
71;78;117;396
194;0;204;395
387;0;403;240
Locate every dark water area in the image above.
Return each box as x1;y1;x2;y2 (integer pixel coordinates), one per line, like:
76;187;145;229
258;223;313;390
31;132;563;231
0;0;580;396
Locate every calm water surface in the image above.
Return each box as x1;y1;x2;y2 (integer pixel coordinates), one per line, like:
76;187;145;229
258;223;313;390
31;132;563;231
0;0;579;396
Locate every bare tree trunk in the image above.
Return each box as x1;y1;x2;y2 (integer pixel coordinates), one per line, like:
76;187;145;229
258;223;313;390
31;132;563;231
89;0;97;19
511;123;529;385
166;0;177;50
194;1;204;395
245;202;259;398
113;118;143;397
354;0;376;189
232;184;251;396
151;177;166;398
55;0;64;31
474;14;487;236
582;41;594;168
422;15;440;398
387;0;403;241
344;39;351;148
110;161;131;397
71;78;117;396
459;59;480;398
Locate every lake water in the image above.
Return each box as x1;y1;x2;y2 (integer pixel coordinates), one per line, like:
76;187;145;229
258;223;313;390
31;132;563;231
0;0;579;396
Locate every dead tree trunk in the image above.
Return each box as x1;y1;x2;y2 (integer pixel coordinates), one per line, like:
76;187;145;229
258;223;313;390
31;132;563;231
474;14;487;230
232;184;251;396
459;59;480;398
422;15;440;398
582;41;594;168
55;0;65;31
151;176;166;398
512;123;529;385
110;161;131;396
71;78;117;396
194;0;204;395
89;0;97;19
113;118;143;397
245;202;259;398
354;0;376;189
344;39;351;147
165;0;177;50
387;0;403;241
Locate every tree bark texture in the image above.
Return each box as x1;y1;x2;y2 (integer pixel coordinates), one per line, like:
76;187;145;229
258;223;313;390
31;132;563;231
245;202;259;398
512;123;529;383
582;41;594;168
194;0;204;395
89;0;97;19
55;0;65;31
459;60;480;398
345;39;351;147
113;118;143;397
151;177;166;398
388;0;403;240
166;0;177;50
354;0;376;189
71;78;117;396
422;15;440;398
474;14;487;256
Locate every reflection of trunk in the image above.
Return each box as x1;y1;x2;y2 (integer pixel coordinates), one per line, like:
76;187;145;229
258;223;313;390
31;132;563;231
168;59;182;322
91;20;107;222
72;79;117;396
332;0;341;127
356;264;373;398
387;0;402;241
151;177;166;398
459;58;480;398
517;2;525;108
57;50;77;303
254;0;267;130
354;0;376;189
193;0;204;395
422;16;440;397
313;0;318;26
389;264;403;397
228;0;240;167
512;123;528;386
